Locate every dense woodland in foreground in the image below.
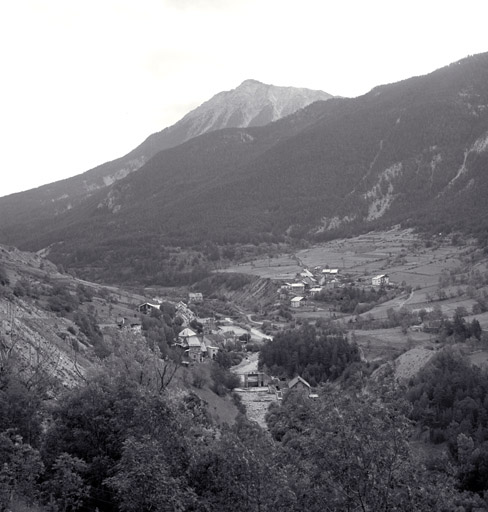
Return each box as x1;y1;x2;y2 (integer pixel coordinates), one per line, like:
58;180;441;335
4;317;488;511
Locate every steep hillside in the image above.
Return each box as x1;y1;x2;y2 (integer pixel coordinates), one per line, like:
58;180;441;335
0;246;94;388
0;243;152;388
194;274;281;312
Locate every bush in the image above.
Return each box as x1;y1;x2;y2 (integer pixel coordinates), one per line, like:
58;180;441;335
191;366;208;389
210;364;241;396
232;392;246;414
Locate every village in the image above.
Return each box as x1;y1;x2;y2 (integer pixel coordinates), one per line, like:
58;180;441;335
129;263;395;425
118;227;488;427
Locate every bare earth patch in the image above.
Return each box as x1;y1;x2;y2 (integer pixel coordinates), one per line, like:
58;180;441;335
392;347;437;382
234;388;276;428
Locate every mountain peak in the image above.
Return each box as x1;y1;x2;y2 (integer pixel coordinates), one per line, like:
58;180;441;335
238;79;264;87
181;79;333;134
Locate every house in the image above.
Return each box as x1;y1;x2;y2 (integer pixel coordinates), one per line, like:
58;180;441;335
206;344;219;360
309;287;323;297
188;292;203;303
372;274;389;287
288;375;311;392
137;302;161;314
322;268;339;275
290;296;304;308
289;282;305;294
175;301;196;326
288;375;318;397
178;327;198;343
300;269;314;278
187;337;204;362
178;328;207;363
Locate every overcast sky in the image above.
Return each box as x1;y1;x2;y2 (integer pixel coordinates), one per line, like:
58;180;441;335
1;0;487;198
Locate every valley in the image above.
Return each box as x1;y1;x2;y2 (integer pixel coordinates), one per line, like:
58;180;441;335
3;51;488;511
222;228;488;379
4;224;488;510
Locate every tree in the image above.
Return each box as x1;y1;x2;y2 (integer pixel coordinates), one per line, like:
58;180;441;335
189;418;295;512
44;453;90;512
105;436;196;512
0;432;43;511
0;375;43;446
268;385;457;511
41;375;142;509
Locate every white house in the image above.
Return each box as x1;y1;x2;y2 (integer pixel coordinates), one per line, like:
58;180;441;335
309;287;323;297
178;327;198;343
290;296;304;308
322;268;339;275
289;282;305;294
372;274;389;286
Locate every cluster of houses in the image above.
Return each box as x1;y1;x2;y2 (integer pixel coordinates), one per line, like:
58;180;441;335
136;294;243;364
237;371;318;399
280;267;341;308
280;266;391;308
175;327;219;363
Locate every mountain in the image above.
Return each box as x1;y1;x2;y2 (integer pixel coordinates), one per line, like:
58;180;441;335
0;80;332;228
176;79;334;134
2;52;488;285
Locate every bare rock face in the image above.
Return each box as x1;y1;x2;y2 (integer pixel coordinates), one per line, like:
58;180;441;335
180;79;333;136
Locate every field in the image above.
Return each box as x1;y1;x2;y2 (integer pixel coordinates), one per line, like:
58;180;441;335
224;228;467;286
350;327;433;360
220;254;302;280
223;228;488;371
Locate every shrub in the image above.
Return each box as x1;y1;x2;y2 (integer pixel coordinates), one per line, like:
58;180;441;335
210;364;241;396
191;366;208;389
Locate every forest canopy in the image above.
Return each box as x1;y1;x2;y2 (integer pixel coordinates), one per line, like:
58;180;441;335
258;325;360;386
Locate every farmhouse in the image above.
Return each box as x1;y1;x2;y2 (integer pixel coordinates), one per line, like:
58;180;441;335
291;296;304;308
206;344;219;359
309;287;323;297
322;268;339;275
288;376;318;398
175;301;196;326
288;375;311;391
137;302;161;314
289;282;305;294
178;327;198;343
188;292;203;303
372;274;389;287
177;328;213;363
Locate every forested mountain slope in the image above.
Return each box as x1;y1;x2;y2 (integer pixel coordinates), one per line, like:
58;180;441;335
2;53;488;283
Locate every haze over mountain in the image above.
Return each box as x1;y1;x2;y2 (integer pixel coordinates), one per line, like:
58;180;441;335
1;52;488;285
